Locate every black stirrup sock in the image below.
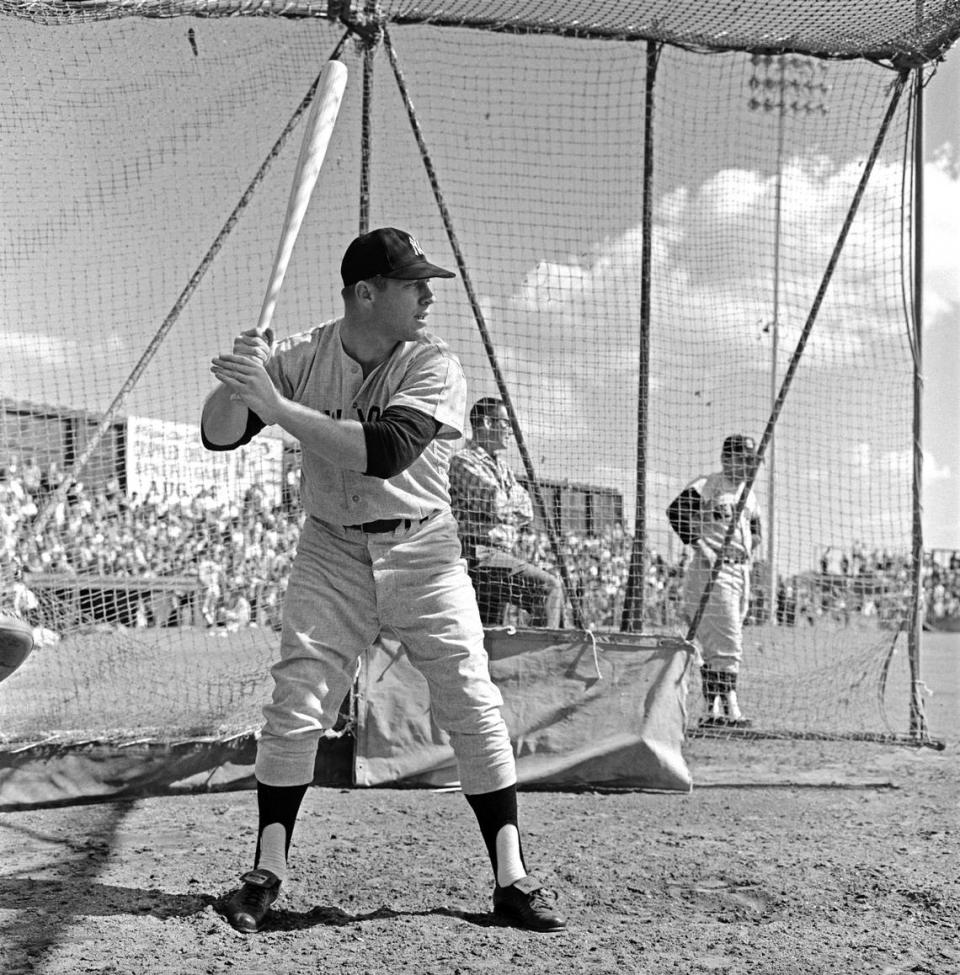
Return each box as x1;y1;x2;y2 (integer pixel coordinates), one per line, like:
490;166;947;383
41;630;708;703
464;784;526;878
253;781;309;874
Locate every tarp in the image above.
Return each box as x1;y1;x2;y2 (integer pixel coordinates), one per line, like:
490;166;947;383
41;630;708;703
0;735;352;812
354;628;694;792
0;628;694;809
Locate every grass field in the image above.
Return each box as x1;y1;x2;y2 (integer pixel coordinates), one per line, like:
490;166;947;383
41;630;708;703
914;631;959;743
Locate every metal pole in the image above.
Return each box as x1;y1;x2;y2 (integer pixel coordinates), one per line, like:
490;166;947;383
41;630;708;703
908;65;929;740
767;54;785;624
359;33;375;234
621;41;659;632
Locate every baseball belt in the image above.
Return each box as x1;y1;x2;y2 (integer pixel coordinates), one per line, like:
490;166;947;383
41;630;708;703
344;514;433;534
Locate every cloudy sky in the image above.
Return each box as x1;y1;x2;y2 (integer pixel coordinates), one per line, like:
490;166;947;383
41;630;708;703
919;52;960;552
0;20;957;564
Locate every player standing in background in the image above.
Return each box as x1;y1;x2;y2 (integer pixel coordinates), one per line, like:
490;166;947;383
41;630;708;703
449;398;564;628
666;434;762;727
201;227;566;934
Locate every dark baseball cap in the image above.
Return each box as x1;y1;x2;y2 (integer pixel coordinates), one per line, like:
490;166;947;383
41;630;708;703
341;227;456;287
722;434;758;457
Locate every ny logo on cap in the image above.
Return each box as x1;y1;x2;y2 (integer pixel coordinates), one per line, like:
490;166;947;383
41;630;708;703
404;233;426;257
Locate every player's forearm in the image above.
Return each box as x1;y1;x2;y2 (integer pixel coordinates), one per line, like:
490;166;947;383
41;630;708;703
201;384;251;447
271;399;367;472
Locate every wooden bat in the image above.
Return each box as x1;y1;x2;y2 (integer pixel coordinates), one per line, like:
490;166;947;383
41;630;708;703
254;58;348;336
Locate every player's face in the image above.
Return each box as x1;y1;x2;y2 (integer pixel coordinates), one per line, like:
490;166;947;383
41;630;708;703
374;277;435;340
722;450;757;482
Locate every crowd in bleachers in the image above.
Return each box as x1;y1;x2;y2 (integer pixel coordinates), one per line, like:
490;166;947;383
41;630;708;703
0;458;303;632
514;524;685;630
920;550;960;628
2;455;959;633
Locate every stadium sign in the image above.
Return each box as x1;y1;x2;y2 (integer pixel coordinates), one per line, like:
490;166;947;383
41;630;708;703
125;415;282;506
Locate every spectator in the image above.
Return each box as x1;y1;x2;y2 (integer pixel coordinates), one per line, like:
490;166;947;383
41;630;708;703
3;448;958;638
21;456;42;498
449;398;564;627
219;577;252;632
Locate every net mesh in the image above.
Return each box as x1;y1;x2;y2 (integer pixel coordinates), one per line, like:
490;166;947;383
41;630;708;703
3;0;958;62
0;3;950;749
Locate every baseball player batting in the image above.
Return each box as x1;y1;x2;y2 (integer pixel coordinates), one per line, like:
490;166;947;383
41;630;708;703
201;227;566;933
667;434;763;727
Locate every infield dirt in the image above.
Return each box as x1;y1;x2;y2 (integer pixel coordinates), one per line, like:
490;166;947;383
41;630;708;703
1;729;957;975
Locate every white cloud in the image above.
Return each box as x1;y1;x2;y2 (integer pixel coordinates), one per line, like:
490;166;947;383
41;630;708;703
923;451;952;486
487;150;959;552
699;168;768;217
924;158;960;322
0;327;78;368
0;325;128;411
505;153;921;382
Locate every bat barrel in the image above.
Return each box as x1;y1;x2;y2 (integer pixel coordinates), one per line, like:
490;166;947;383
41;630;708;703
254;59;349;336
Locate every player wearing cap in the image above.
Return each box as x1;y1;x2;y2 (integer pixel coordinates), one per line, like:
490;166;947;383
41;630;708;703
201;228;566;934
666;434;762;727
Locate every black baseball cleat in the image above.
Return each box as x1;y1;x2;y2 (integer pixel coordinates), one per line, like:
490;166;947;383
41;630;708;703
219;868;281;933
493;876;567;932
699;715;753;729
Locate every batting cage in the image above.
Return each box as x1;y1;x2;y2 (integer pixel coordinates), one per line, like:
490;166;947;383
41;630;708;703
0;0;956;807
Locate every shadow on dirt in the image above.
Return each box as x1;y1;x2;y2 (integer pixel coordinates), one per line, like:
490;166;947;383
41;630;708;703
0;874;212;920
236;901;509;933
0;800;217;973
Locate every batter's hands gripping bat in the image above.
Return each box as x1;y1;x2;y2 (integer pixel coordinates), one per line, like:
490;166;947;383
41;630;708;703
254;58;348;337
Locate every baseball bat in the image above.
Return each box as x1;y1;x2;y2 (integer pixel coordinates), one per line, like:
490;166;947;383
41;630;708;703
254;58;348;336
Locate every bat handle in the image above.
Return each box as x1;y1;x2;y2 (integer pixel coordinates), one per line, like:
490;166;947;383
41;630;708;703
255;295;278;339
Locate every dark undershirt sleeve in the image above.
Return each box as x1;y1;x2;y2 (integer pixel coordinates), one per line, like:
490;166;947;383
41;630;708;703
667;486;703;545
363;405;441;479
201;409;267;452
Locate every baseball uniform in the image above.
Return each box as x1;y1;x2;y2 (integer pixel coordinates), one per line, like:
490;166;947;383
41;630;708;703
204;228;565;934
668;435;762;725
208;317;514;793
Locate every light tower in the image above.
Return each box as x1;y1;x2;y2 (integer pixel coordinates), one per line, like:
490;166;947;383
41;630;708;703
748;54;830;621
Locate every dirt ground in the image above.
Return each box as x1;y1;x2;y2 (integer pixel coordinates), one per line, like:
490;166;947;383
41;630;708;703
1;735;957;975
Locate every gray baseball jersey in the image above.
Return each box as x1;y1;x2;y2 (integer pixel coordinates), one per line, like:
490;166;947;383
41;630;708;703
682;472;760;561
264;318;467;525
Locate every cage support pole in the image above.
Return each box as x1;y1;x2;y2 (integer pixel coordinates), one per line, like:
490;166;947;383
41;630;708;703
686;69;911;645
359;42;374;234
383;25;585;629
621;42;660;632
357;9;379;233
26;32;352;542
908;65;931;741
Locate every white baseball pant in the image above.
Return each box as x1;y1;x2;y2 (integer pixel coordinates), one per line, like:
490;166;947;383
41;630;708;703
255;509;516;795
681;552;750;674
